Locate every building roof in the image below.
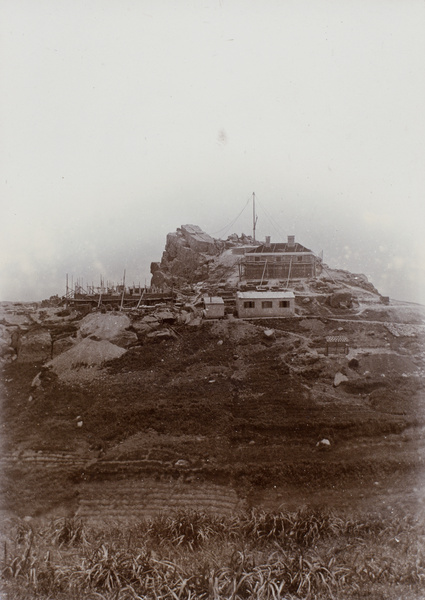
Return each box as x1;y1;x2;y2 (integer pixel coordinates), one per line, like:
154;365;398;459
203;296;225;304
246;242;312;254
236;291;295;299
326;336;349;343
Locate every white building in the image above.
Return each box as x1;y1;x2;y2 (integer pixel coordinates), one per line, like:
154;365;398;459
236;291;295;318
202;296;225;319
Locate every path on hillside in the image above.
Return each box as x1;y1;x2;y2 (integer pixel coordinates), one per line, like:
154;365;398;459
327;317;424;326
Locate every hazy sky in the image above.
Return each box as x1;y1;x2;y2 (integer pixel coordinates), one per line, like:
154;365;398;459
1;1;424;303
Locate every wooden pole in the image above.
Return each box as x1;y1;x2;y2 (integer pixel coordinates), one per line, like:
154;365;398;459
120;269;126;311
98;275;102;308
252;192;256;241
136;288;145;309
260;259;268;286
286;257;293;288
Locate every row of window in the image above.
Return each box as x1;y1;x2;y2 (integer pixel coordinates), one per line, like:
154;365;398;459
243;300;291;309
248;255;308;262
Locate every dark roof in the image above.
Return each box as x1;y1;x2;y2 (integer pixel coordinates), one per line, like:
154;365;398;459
326;336;349;343
246;242;312;254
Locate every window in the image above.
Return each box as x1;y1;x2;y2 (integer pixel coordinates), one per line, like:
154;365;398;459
297;256;303;262
262;301;273;309
244;301;255;308
279;300;290;308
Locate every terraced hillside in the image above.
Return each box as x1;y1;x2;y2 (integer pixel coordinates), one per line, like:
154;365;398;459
1;296;424;521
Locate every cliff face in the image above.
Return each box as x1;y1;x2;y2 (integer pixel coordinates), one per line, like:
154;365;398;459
151;225;221;288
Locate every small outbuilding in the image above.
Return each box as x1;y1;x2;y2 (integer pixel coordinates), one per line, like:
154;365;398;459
325;336;349;356
236;291;295;318
202;296;225;319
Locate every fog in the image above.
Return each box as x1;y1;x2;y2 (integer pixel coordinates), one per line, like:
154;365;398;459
1;1;424;303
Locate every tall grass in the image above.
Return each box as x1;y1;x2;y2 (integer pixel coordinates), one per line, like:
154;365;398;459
2;509;424;599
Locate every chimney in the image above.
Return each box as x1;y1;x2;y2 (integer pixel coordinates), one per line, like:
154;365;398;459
287;235;295;247
265;235;271;248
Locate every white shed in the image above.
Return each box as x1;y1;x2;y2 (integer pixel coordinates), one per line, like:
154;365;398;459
236;291;295;318
202;296;225;319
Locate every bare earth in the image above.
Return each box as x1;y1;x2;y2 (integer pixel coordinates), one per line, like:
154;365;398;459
1;294;424;527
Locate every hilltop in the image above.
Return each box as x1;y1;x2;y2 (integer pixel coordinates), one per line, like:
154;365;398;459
1;225;424;524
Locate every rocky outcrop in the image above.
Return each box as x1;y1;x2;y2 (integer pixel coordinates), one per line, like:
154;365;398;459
151;225;219;287
179;225;218;254
224;232;256;248
150;224;257;289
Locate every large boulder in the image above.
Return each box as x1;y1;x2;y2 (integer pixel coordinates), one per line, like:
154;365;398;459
78;313;137;348
47;338;126;382
18;328;51;362
146;328;178;341
0;325;12;358
154;309;176;323
180;224;217;254
333;372;349;387
109;330;138;348
0;324;11;343
52;336;77;357
132;315;160;336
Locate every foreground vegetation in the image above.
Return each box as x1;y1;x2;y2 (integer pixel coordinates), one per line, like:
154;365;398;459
1;508;424;599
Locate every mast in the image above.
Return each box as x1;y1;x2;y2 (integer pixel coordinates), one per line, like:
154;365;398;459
252;192;258;241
